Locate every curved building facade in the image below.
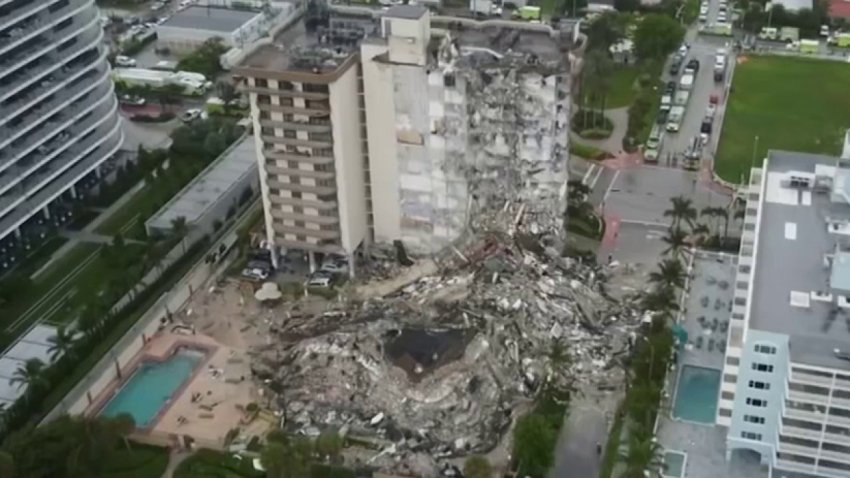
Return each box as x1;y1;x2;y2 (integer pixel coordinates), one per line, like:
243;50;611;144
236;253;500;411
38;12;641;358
0;0;122;250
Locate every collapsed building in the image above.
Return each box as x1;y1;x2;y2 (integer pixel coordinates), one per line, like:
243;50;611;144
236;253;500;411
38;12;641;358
248;202;639;476
236;4;574;273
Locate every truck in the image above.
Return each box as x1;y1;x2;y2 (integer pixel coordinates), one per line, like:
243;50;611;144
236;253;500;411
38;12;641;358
799;38;819;53
673;90;690;106
829;32;850;47
470;0;500;16
683;136;702;170
666;106;685;133
515;5;540;20
679;73;694;91
661;91;673;108
780;27;800;43
713;48;727;82
112;68;212;94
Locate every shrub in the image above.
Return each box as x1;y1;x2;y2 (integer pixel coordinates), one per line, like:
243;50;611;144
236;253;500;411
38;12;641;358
130;112;176;123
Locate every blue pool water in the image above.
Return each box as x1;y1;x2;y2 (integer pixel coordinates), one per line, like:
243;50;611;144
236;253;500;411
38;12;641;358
672;365;721;424
100;348;204;427
663;450;686;478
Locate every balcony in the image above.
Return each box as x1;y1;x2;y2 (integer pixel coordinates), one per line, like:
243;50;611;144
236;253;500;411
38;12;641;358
775;459;817;475
784;407;827;424
271;222;340;240
0;98;117;219
267;195;337;210
790;370;834;388
1;45;104;123
818;461;850;478
266;165;335;180
256;102;330;117
0;93;115;197
0;0;59;32
780;423;822;441
0;120;121;237
267;180;336;196
242;85;329;100
0;8;97;79
259;119;332;133
0;26;101;103
273;238;342;255
0;74;112;168
269;210;339;225
820;449;850;465
261;135;332;149
0;0;92;56
263;149;334;165
778;441;819;458
788;389;830;406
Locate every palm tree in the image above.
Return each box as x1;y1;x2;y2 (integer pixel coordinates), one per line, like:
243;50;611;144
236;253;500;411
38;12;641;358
700;206;721;235
171;216;189;254
108;413;136;451
216;81;239;116
617;435;666;478
11;359;47;395
648;258;686;290
642;286;679;313
47;325;77;362
661;227;688;259
664;196;697;230
0;449;13;478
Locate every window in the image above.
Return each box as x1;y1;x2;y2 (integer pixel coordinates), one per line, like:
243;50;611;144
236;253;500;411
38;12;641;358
741;431;763;441
721;391;735;400
752;363;774;373
755;344;777;355
744;415;766;424
723;374;737;383
718;408;732;417
746;398;767;407
749;380;770;390
726;356;740;366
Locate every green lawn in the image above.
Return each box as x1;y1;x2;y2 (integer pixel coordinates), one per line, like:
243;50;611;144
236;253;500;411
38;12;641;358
599;66;641;109
173;449;355;478
716;56;850;182
102;444;169;478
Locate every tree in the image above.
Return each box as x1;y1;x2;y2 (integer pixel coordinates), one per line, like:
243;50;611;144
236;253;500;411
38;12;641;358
641;285;678;313
107;413;136;452
261;436;312;478
648;258;686;290
0;451;13;478
633;14;685;61
10;359;47;399
586;12;626;50
314;431;342;464
216;81;240;116
46;326;76;362
661;227;688;259
513;413;557;477
177;37;228;78
664;196;697;230
171;216;189;254
617;434;665;478
582;49;614;128
463;456;493;478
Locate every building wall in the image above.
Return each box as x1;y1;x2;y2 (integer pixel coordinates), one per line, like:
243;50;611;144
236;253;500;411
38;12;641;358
361;42;403;243
329;65;369;255
726;329;789;465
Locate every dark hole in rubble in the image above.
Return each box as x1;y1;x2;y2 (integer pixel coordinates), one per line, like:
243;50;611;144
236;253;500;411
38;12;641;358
384;328;474;381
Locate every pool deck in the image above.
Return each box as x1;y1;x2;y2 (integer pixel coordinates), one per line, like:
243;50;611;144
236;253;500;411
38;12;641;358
86;332;261;449
657;252;769;478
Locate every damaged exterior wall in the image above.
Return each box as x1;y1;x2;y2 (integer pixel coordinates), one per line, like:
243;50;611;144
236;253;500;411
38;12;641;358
362;9;570;256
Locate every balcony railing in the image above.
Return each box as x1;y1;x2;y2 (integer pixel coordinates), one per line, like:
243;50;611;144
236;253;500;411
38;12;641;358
0;0;59;32
0;25;101;103
265;165;335;180
269;210;339;225
267;194;337;210
0;93;115;197
0;73;112;168
271;222;340;240
259;119;332;133
0;118;121;236
263;149;334;165
0;0;92;56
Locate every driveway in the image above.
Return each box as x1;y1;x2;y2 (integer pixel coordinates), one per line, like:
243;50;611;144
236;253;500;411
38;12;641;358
550;398;615;478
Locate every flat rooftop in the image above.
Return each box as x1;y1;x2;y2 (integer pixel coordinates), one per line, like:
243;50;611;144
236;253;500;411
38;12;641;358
750;150;850;369
146;135;256;229
239;13;374;73
161;6;261;33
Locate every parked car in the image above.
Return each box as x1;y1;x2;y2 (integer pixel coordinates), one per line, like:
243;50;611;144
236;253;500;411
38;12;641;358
115;55;136;67
180;109;202;123
665;81;676;94
120;94;145;106
669;56;683;75
685;58;700;73
307;273;333;288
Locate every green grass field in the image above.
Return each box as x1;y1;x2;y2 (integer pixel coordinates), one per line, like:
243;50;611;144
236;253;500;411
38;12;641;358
601;66;641;109
715;56;850;182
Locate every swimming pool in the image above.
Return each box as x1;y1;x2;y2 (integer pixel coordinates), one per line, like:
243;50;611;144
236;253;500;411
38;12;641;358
672;365;721;424
663;450;687;478
100;347;205;427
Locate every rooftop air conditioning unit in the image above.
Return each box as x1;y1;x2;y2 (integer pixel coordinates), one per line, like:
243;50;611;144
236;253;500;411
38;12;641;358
788;175;812;189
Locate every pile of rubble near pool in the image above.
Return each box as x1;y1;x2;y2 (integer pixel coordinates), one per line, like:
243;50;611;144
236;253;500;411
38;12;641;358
250;210;641;476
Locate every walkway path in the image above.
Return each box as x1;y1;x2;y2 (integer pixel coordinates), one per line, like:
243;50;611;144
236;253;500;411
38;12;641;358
570;106;629;155
31;179;146;280
161;449;192;478
550;393;620;478
59;230;145;246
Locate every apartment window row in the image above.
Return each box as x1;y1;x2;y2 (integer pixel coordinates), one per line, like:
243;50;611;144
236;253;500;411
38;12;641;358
718;408;732;417
726;356;740;366
755;344;777;355
749;380;770;390
741;431;762;441
752;363;774;373
746;398;767;407
777;452;815;466
744;415;765;424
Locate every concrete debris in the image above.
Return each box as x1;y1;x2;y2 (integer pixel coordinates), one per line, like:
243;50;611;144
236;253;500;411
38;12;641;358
249;204;643;476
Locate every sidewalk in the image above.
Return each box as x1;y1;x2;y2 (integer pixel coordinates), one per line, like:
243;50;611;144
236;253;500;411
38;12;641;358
570;106;629;154
550;393;621;478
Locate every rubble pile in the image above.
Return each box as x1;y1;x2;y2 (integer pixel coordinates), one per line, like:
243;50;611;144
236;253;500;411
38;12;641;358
251;208;641;475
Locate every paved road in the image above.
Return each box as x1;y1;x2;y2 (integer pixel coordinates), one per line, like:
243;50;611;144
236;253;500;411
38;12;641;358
549;399;614;478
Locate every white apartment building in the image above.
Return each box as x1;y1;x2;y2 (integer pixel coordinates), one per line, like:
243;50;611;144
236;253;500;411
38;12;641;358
237;6;571;269
719;150;850;478
0;0;123;255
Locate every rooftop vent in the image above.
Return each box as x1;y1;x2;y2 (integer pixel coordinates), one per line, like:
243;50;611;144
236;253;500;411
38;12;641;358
790;291;811;308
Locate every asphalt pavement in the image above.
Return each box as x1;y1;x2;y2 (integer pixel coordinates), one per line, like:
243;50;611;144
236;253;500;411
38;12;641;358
549;400;613;478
